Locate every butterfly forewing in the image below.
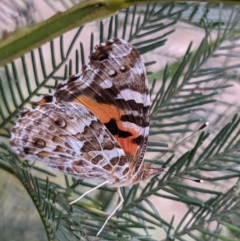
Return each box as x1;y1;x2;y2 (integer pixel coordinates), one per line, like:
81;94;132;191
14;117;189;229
10;101;131;184
33;38;150;177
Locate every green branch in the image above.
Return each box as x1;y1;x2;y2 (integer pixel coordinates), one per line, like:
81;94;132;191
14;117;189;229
0;0;118;66
0;0;239;66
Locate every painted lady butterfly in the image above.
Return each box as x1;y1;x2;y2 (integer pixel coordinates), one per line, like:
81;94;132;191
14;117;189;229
10;38;163;236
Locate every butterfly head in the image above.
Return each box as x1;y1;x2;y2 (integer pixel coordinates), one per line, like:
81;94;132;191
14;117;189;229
134;163;164;182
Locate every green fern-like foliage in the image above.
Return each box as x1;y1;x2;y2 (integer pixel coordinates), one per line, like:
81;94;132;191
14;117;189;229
0;2;240;241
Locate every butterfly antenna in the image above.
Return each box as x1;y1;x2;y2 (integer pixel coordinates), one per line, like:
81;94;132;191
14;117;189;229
153;122;209;164
161;169;204;183
152;122;208;184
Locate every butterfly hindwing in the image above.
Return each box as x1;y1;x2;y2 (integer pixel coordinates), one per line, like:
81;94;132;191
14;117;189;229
10;101;130;183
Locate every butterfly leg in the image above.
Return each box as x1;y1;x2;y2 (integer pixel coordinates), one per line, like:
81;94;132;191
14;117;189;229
96;187;124;236
69;180;109;205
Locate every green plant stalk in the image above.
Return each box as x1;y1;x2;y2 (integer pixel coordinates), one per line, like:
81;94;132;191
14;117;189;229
1;0;240;67
0;0;118;67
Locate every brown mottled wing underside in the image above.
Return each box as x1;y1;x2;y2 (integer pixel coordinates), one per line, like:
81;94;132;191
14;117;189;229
34;38;150;175
10;101;130;184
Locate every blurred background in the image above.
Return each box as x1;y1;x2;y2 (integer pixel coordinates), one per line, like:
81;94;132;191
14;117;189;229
0;1;240;240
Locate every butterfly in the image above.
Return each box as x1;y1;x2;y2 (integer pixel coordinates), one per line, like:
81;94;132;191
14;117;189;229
10;38;163;236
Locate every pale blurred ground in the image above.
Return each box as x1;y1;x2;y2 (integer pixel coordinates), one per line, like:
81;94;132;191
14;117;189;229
0;1;240;241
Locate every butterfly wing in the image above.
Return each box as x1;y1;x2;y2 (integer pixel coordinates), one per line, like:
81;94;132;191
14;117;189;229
34;38;150;175
10;101;129;184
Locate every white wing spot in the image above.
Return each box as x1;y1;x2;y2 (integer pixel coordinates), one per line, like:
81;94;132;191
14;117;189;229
100;79;113;89
60;85;68;90
120;66;126;71
108;70;116;76
116;89;150;106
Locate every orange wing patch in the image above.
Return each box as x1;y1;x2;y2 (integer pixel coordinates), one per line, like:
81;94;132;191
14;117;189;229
74;96;140;156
